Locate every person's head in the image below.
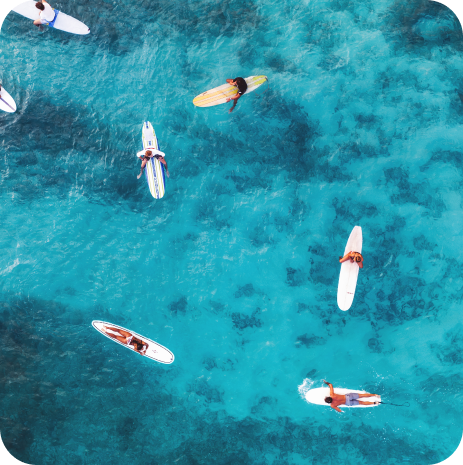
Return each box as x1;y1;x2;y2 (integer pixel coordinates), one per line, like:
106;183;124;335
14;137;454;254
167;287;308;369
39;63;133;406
324;397;333;404
145;150;152;157
355;254;362;263
35;2;45;10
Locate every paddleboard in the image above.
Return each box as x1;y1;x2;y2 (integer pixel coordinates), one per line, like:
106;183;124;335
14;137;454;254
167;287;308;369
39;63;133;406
92;321;174;364
305;387;381;408
0;86;16;113
140;121;166;199
13;1;90;35
337;226;362;311
193;75;268;107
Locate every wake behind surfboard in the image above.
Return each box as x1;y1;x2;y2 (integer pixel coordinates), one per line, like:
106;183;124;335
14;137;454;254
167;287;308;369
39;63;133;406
193;75;267;107
13;1;90;35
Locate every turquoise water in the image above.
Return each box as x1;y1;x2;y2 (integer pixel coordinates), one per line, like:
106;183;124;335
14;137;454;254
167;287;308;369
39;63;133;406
1;0;463;463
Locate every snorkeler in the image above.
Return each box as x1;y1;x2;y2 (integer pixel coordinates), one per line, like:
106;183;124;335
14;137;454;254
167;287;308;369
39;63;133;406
322;380;379;413
225;77;247;113
136;149;170;179
33;1;56;27
339;251;363;268
102;325;148;356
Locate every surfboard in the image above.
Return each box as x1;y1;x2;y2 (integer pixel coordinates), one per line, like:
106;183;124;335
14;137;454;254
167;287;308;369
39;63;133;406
0;86;16;113
92;321;174;364
305;387;380;408
193;75;268;107
337;226;362;311
140;121;166;199
12;1;90;35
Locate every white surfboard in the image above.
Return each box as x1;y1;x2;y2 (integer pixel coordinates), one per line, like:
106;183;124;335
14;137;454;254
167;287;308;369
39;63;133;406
139;121;166;199
13;1;90;35
337;226;362;311
92;321;174;364
305;387;380;408
0;86;16;113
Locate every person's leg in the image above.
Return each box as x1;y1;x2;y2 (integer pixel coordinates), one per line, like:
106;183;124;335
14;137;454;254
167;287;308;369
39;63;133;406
104;326;131;338
358;401;379;406
137;159;147;179
358;393;379;398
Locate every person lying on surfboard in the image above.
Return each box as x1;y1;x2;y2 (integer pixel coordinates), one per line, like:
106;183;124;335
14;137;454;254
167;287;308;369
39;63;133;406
102;325;148;355
136;149;170;179
322;380;379;412
225;78;247;113
33;1;56;27
339;251;363;268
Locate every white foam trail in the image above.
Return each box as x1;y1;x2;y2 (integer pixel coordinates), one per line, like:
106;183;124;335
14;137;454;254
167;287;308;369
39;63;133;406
298;378;315;401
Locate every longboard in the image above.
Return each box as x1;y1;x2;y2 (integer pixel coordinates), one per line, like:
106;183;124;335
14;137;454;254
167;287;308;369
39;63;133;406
140;121;166;199
92;321;174;364
305;387;380;408
0;86;16;113
13;1;90;35
193;75;267;107
337;226;362;311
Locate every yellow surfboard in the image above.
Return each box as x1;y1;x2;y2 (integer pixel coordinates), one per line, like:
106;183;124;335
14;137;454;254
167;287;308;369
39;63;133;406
193;75;268;107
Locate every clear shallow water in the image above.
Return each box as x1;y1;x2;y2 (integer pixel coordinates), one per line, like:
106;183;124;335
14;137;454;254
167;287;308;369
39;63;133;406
0;0;463;463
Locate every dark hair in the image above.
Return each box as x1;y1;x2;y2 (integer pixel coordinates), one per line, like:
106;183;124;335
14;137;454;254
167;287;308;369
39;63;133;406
355;255;362;262
36;2;45;10
325;397;333;404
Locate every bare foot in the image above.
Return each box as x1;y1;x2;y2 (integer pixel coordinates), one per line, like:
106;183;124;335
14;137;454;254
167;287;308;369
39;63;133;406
137;173;142;179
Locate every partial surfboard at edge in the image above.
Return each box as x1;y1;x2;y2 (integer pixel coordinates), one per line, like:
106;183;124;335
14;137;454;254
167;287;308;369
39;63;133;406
12;1;90;35
0;86;16;113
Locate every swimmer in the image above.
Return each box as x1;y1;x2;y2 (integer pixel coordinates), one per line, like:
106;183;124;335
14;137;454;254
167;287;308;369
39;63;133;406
33;1;56;27
225;77;247;113
102;325;148;356
136;149;169;179
339;251;363;268
323;380;379;413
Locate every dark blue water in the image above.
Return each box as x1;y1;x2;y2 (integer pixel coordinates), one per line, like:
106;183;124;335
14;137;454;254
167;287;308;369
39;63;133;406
1;0;463;463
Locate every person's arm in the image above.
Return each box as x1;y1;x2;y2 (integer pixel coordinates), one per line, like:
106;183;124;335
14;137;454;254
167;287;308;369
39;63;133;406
331;405;343;413
358;260;363;269
228;94;241;113
323;380;335;397
339;254;351;263
226;79;234;84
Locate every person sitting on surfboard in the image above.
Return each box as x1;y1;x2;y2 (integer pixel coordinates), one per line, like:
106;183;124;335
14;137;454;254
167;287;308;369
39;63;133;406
339;251;363;268
225;78;247;113
137;149;169;179
102;325;148;356
33;1;56;27
323;380;379;412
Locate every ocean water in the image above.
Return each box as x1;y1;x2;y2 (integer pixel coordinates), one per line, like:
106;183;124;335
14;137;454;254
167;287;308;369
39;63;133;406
0;0;463;463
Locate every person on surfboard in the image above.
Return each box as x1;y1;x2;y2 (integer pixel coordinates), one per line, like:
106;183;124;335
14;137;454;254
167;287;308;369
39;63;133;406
339;251;363;268
323;380;379;412
33;1;56;27
102;325;148;355
225;78;247;113
137;149;170;179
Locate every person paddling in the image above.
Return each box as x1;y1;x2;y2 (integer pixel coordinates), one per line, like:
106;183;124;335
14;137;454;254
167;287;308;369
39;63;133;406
225;77;247;113
339;251;363;268
33;1;56;27
102;325;148;356
136;149;169;179
323;380;379;413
